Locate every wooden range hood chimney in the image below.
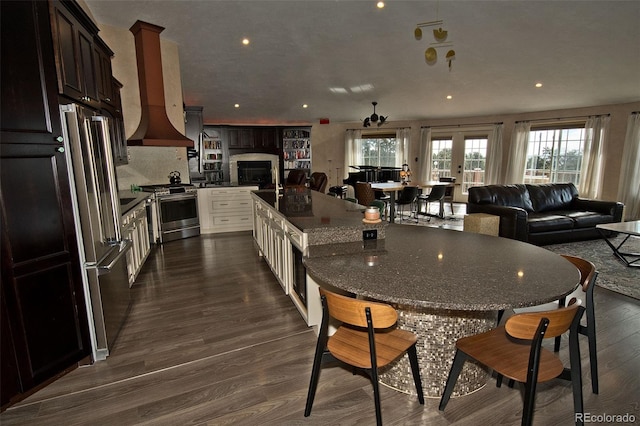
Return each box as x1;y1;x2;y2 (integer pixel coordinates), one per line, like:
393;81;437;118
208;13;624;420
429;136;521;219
128;20;193;147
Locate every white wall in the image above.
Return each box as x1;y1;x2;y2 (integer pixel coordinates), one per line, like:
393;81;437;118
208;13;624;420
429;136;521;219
310;101;640;202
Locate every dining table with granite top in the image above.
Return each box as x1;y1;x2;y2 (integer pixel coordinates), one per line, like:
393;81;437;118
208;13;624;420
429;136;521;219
303;224;580;398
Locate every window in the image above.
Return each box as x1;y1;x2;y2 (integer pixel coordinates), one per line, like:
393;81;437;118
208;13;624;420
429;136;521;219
360;136;398;167
524;126;586;185
431;138;452;180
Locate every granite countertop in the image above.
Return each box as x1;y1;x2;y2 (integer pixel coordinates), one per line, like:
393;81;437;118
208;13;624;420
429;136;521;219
252;189;387;244
303;224;580;311
119;190;151;215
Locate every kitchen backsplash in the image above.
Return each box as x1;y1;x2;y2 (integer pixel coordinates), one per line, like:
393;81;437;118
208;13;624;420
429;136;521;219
116;146;190;189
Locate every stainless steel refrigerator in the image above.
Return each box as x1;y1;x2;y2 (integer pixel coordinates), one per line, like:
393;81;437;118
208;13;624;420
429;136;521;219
60;103;131;360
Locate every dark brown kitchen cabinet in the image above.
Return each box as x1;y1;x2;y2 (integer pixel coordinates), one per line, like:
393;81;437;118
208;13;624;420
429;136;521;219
49;0;100;107
94;38;115;107
1;0;91;411
101;78;128;165
228;127;255;148
256;127;278;149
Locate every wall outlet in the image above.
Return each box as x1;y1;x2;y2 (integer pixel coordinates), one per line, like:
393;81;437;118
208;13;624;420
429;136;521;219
363;229;377;240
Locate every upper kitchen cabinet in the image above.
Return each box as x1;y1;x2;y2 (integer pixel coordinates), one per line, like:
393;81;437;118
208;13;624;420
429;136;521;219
255;127;278;149
1;0;62;146
94;37;115;108
49;0;100;108
225;126;279;153
228;127;254;149
101;78;128;166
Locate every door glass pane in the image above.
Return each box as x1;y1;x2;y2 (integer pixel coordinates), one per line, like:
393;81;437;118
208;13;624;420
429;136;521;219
462;137;487;193
431;138;452;180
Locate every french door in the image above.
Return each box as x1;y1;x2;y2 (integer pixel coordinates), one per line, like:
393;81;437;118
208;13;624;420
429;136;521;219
430;128;491;202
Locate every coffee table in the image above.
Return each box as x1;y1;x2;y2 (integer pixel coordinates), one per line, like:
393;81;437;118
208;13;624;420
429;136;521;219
596;221;640;267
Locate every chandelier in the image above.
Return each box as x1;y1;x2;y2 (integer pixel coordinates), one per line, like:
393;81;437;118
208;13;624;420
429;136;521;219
363;102;388;128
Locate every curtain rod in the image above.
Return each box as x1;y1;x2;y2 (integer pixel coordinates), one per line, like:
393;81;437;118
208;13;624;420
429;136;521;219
345;127;403;131
515;114;610;124
421;122;502;129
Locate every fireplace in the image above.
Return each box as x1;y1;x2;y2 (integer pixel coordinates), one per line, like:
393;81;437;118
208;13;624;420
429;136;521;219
230;153;279;189
238;161;272;188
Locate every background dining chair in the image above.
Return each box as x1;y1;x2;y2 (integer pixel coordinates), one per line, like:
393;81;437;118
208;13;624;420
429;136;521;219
309;172;328;193
355;182;376;208
439;176;456;215
417;184;446;219
285;169;307;187
439;300;585;426
395;185;419;223
305;289;424;426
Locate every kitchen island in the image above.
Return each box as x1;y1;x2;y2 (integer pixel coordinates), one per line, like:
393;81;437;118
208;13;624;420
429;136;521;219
251;188;387;326
303;224;580;398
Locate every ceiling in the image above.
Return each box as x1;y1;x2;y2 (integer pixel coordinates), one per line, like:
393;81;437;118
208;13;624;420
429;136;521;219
84;0;640;125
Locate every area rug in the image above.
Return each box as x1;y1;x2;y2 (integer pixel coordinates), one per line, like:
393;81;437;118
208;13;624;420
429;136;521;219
543;236;639;300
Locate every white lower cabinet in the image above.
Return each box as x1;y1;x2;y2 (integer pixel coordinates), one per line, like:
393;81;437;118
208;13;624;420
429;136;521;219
252;195;321;328
122;201;151;286
198;186;258;233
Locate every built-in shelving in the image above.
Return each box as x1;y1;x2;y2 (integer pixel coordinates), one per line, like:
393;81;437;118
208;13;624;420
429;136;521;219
202;135;224;184
282;128;311;179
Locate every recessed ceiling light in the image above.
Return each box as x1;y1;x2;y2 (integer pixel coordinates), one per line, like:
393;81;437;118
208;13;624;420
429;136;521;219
446;95;453;100
535;82;543;88
377;1;385;9
302;104;308;108
242;38;250;46
234;104;240;108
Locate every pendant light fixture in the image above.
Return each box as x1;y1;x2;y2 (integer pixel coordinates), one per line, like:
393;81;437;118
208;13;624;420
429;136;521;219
363;102;388;127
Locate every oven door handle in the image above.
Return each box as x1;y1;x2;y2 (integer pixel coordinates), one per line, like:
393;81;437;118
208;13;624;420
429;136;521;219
158;192;197;201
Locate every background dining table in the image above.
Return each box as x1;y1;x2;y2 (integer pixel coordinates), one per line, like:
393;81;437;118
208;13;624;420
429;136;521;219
371;181;453;221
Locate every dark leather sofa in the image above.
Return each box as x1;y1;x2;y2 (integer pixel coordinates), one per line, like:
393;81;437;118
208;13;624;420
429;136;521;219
467;183;624;245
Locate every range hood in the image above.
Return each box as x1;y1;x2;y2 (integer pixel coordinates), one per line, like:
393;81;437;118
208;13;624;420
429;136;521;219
127;20;193;147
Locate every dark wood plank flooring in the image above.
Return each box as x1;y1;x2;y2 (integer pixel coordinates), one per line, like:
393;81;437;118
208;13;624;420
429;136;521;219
2;232;639;425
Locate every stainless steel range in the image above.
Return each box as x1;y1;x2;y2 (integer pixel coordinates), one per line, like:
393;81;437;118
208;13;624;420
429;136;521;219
140;184;200;243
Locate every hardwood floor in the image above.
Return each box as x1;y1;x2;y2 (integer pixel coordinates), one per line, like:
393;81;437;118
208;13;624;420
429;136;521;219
2;232;639;425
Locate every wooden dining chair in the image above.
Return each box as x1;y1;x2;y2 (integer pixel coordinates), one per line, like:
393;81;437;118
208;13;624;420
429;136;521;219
510;255;599;394
305;289;424;426
439;300;585;426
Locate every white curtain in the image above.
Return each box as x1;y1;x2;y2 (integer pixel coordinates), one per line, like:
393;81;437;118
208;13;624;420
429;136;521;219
485;123;504;184
417;127;433;182
344;129;362;180
618;112;640;220
505;121;530;184
579;115;610;199
395;127;411;167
